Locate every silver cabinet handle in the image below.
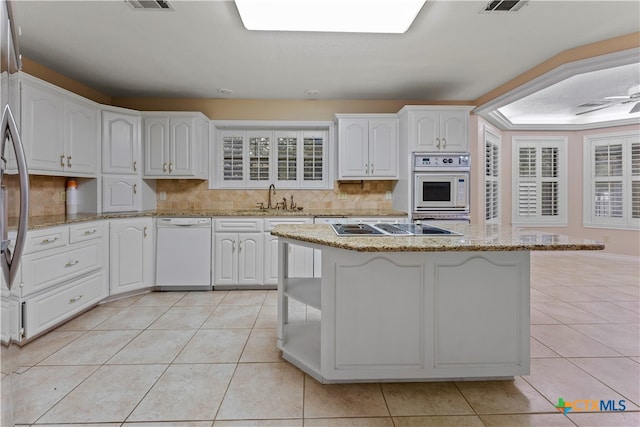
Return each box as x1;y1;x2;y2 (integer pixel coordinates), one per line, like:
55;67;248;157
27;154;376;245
436;138;440;149
232;240;236;251
163;163;167;172
83;229;97;236
143;226;148;238
442;138;446;148
67;155;72;167
69;295;83;304
239;241;242;251
65;260;80;268
133;161;137;172
41;237;58;244
169;162;174;172
364;164;368;174
370;163;374;174
60;154;65;167
133;184;137;194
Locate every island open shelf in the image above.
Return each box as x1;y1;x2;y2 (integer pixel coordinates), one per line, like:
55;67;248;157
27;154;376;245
274;223;604;384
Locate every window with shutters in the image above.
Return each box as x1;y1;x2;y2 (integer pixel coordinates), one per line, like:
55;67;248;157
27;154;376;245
584;132;640;229
484;128;500;224
213;125;330;189
512;137;567;226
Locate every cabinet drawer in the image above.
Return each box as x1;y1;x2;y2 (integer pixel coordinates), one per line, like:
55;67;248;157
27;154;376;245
24;227;69;254
214;218;263;232
21;240;104;297
22;270;107;340
264;217;312;231
70;221;105;243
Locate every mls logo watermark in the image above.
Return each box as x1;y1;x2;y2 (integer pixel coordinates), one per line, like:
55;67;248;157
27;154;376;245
555;397;627;414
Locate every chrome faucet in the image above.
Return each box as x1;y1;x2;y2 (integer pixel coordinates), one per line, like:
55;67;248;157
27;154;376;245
267;184;276;209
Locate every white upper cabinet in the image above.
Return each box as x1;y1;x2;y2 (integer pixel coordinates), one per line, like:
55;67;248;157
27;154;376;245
336;114;398;179
102;109;140;175
398;106;472;152
142;112;209;179
21;74;97;176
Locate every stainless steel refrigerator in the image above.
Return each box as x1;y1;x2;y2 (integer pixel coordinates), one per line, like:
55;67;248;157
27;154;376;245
1;0;28;425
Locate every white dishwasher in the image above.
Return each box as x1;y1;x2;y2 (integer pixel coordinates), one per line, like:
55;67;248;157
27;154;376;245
156;218;212;290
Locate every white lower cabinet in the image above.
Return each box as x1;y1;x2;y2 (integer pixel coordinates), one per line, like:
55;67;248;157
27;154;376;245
17;221;108;341
264;218;314;285
109;218;154;295
213;218;263;288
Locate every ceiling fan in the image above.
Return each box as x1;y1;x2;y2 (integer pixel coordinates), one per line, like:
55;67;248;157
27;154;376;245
576;83;640;115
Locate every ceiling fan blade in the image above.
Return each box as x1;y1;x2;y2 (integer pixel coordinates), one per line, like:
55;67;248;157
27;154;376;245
577;101;610;108
575;104;615;116
603;95;629;100
629;102;640;114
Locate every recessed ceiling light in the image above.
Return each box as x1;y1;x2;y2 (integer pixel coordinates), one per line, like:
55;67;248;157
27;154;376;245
305;89;320;96
217;88;234;95
234;0;427;34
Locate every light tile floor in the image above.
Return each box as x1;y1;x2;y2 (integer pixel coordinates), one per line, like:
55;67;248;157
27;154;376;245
11;251;640;426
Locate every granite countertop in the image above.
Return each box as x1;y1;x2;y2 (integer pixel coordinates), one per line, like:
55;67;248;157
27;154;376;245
10;209;407;230
270;223;605;252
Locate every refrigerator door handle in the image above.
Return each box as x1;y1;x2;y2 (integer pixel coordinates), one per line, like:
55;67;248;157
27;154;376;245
2;104;29;289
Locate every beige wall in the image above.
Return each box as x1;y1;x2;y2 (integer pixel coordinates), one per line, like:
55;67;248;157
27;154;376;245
472;118;640;257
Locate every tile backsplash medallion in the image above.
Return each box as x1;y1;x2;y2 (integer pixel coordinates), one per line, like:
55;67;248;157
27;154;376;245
11;176;394;218
155;180;394;211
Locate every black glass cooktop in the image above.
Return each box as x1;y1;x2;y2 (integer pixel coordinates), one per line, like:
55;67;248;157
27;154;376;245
330;223;461;236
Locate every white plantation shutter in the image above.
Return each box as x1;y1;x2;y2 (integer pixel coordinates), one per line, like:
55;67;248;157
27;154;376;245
215;126;329;189
302;132;325;183
276;133;297;181
222;132;244;182
484;129;500;223
632;142;640;220
248;133;271;182
512;137;567;226
585;133;640;228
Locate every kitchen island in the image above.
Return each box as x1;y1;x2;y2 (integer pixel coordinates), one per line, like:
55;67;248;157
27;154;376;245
271;223;604;383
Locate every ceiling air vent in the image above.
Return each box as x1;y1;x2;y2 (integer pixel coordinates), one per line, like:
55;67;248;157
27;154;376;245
126;0;173;11
483;0;528;12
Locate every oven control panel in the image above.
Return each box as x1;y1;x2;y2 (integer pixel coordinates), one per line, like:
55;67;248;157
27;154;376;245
414;152;470;170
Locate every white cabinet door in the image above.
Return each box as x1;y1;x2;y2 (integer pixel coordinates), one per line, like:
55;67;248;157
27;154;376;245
369;118;397;178
102;176;141;212
169;117;194;176
439;111;467;152
109;218;153;295
414;111;439;151
64;98;97;175
143;117;170;176
408;108;469;152
214;232;263;286
337;115;398;179
102;110;140;175
263;218;314;285
21;79;65;172
214;233;238;286
238;233;263;285
339;119;369;178
143;114;205;178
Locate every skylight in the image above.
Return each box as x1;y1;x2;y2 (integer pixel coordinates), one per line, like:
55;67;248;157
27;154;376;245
234;0;427;34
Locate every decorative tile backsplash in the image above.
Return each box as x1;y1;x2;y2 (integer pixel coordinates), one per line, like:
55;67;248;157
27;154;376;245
5;175;67;217
8;175;394;217
156;180;394;211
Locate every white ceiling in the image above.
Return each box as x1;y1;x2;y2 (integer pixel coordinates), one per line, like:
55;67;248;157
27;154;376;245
10;0;640;128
